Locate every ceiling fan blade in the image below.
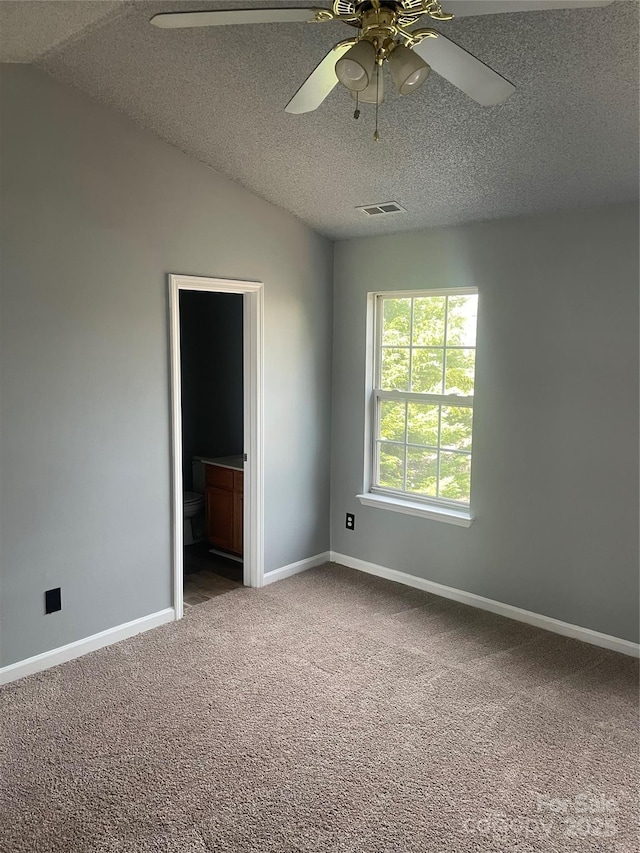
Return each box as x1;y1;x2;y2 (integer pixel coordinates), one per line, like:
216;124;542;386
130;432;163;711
150;8;323;29
441;0;612;16
285;40;355;114
414;34;515;106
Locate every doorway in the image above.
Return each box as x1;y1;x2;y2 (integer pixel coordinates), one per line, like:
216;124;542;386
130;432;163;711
169;274;264;619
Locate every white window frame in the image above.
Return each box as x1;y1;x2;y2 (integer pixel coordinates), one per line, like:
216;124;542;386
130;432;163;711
357;287;477;527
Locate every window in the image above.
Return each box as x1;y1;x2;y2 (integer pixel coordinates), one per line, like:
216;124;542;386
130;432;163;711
367;289;478;518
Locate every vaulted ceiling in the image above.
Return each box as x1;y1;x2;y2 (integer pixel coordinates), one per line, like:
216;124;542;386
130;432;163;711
2;0;638;238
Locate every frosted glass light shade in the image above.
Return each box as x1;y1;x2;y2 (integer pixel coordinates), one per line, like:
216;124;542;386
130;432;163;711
350;65;384;104
336;40;376;91
388;44;430;95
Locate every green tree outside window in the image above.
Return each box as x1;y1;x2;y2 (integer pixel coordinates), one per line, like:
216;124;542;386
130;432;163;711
375;291;477;504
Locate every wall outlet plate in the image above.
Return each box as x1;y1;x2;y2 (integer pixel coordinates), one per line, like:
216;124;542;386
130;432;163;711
346;512;355;531
45;587;62;614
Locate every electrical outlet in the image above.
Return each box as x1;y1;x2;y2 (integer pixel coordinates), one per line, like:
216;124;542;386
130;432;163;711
45;587;62;614
346;512;355;531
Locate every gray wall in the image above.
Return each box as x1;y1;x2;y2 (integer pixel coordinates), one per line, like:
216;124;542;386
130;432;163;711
331;203;639;643
179;291;244;491
0;65;333;667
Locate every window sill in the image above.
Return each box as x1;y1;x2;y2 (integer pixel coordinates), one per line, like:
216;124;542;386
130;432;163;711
356;493;474;527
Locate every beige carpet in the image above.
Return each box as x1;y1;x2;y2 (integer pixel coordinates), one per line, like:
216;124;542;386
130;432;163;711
1;563;638;853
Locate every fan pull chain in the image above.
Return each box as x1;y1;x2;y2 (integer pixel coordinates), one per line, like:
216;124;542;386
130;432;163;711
374;66;380;142
354;24;363;120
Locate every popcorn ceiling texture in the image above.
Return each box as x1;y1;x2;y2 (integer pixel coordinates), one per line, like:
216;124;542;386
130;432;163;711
8;1;640;237
0;564;638;852
0;0;126;63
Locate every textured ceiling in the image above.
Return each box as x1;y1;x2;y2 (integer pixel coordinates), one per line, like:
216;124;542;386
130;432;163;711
0;0;127;63
11;0;640;237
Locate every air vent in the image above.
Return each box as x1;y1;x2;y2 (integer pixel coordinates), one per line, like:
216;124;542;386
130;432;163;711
357;201;406;216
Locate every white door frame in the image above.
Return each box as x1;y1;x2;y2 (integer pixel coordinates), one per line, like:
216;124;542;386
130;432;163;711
168;274;264;619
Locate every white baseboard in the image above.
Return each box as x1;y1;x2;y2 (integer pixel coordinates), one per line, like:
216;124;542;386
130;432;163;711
330;552;639;658
262;551;331;586
4;552;634;687
0;608;175;686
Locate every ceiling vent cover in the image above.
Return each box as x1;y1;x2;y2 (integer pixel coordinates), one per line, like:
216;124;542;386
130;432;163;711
357;201;406;216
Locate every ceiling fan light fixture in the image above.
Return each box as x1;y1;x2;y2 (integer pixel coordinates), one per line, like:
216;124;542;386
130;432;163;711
335;39;376;91
388;44;431;95
350;64;385;104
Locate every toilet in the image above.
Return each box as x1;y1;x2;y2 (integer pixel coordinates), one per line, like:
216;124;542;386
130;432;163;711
183;491;205;545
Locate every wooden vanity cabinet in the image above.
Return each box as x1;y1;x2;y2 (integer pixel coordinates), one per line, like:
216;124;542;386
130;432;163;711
232;484;243;555
205;464;243;556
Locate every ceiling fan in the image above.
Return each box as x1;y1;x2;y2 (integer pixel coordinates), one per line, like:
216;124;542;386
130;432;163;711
150;0;612;138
